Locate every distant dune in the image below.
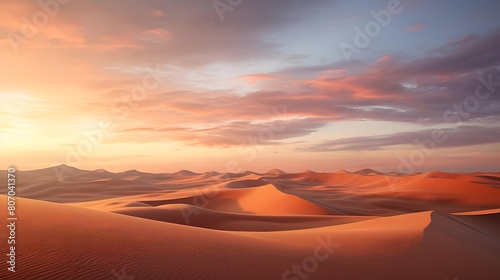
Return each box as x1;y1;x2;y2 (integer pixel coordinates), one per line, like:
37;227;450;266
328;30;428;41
0;166;499;279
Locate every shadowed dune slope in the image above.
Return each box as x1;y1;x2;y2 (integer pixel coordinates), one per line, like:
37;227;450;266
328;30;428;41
113;204;377;231
73;182;332;215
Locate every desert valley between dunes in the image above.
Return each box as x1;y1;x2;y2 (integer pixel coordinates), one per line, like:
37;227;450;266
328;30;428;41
1;165;499;280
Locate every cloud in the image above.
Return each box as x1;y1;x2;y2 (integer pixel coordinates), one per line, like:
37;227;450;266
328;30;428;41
80;31;500;148
240;74;276;85
149;9;164;17
3;1;499;151
393;29;500;75
1;0;333;67
300;125;500;152
405;23;426;31
376;55;394;63
116;118;326;147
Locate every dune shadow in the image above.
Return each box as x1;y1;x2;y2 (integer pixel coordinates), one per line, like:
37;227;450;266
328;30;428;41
138;196;254;214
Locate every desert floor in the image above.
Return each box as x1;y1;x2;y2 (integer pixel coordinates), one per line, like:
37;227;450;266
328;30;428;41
1;166;499;279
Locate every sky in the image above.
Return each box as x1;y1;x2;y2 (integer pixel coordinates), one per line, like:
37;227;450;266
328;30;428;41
0;0;499;173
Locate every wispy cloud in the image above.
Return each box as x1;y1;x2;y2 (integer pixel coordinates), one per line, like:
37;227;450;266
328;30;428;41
406;23;426;31
299;125;500;152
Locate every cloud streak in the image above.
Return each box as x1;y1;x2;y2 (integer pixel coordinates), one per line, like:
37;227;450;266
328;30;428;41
300;125;500;152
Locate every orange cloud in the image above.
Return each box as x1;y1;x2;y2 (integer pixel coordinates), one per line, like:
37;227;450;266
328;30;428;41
150;9;164;17
376;55;394;63
406;23;426;31
140;28;171;44
240;74;275;85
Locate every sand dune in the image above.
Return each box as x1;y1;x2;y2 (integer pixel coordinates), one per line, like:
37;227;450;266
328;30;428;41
1;166;499;279
74;182;330;215
265;168;287;175
271;170;500;215
0;196;305;279
1;195;499;279
4;166;500;213
114;204;377;231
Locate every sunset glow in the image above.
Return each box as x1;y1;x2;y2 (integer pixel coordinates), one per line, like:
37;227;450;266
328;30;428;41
0;0;499;173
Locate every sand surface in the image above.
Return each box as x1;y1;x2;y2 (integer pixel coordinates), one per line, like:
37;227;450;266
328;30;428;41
0;166;499;279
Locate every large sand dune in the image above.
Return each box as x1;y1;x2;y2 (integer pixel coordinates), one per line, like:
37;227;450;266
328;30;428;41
0;166;499;279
